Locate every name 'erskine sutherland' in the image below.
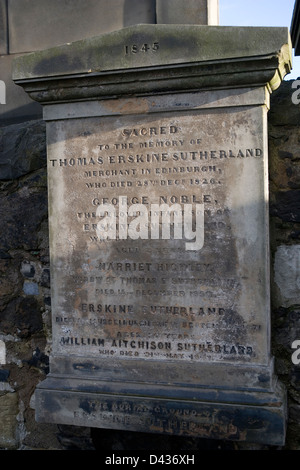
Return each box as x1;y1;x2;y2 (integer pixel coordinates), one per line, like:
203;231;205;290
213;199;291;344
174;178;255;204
49;147;263;167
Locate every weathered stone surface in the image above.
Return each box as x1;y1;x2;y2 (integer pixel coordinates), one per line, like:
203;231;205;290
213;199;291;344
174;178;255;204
0;181;48;252
269;80;300;126
0;0;8;54
272;306;300;361
0;149;49;345
8;0;156;54
31;85;286;445
268;81;300;250
0;392;18;449
1;297;43;338
0;119;46;180
90;427;235;450
0;369;9;381
13;25;292;82
0;258;22;308
0;340;6;364
40;268;50;288
20;260;35;278
44;89;272;371
274;245;300;308
1;0;158;125
156;0;219;25
270;190;300;223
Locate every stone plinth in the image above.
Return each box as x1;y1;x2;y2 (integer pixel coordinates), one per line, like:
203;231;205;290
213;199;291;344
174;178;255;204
13;24;292;446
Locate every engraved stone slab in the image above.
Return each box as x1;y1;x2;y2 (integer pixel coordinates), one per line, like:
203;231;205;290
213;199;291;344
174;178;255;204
36;388;286;445
13;24;292;446
47;92;269;369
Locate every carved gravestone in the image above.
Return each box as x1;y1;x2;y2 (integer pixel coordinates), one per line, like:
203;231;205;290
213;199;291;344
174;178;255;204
13;24;292;445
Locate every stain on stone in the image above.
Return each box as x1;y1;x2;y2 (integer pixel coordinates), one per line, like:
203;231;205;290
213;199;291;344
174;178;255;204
258;374;269;383
0;189;48;252
0;250;11;259
33;54;84;78
279;151;294;160
73;363;99;372
79;398;96;414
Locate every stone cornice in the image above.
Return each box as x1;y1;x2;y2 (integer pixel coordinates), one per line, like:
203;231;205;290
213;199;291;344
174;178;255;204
12;24;292;103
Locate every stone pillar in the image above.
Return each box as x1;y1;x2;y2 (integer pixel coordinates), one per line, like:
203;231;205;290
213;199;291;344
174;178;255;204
156;0;219;25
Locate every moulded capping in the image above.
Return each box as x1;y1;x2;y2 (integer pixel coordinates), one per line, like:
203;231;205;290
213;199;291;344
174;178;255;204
12;24;292;82
34;375;284;401
35;373;284;407
13;54;291;105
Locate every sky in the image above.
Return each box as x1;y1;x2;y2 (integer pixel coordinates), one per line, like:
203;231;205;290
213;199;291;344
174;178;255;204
219;0;299;79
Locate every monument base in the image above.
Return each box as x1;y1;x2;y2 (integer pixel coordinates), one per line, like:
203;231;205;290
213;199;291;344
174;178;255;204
35;358;286;446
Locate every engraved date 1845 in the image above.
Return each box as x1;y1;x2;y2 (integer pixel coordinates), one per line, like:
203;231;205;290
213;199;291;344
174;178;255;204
124;42;159;55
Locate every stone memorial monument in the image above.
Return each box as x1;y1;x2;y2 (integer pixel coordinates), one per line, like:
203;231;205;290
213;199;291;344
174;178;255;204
12;5;292;445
